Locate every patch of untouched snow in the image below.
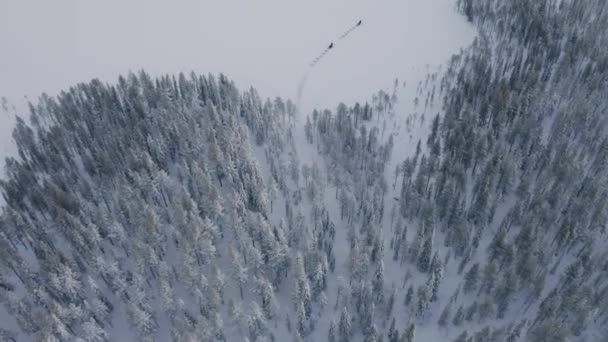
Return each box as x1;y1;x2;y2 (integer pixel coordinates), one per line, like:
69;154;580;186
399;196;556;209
0;0;474;167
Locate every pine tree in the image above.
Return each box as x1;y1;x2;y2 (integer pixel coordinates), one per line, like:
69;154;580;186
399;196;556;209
372;261;385;303
228;297;242;323
296;301;307;336
534;289;560;326
255;276;278;320
417;236;433;273
453;330;468;342
505;320;526;342
438;301;452;327
452;305;465;326
0;328;16;342
81;318;108;342
247;302;268;342
305;116;314;144
415;285;430;318
527;320;568;342
328;319;337;342
473;327;491;342
230;247;248;299
338;307;352;342
463;263;480;294
312;257;328;299
386;287;396;317
465;301;478;322
404;285;414;307
430;252;443;302
364;324;379;342
477;301;495;324
479;260;498;295
388;317;398;342
495;270;517;319
402;323;415;342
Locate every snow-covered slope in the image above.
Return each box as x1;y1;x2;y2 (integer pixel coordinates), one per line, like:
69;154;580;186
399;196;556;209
0;0;474;167
4;0;608;341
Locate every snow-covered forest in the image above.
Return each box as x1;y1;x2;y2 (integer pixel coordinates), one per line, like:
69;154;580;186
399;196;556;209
2;0;608;341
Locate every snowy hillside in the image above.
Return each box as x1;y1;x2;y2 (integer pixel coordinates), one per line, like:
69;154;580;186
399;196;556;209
3;0;608;341
0;0;474;170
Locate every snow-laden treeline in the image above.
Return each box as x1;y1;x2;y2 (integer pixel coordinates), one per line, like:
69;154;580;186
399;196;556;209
0;73;300;341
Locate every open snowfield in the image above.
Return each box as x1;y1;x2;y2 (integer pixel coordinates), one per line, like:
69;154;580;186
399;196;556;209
0;0;474;165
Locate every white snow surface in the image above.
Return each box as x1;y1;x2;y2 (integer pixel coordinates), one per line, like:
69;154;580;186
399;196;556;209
0;0;474;165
